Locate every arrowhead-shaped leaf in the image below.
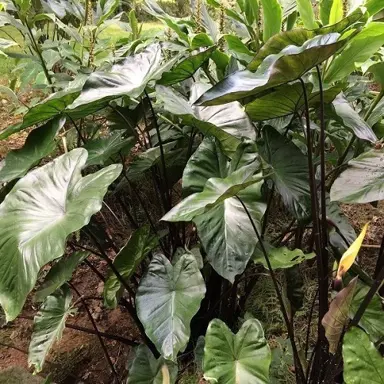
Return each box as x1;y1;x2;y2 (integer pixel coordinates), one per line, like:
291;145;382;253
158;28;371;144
203;318;271;384
0;148;122;321
136;253;206;361
35;251;89;303
0;117;65;184
127;344;178;384
331;149;384;203
104;226;158;308
28;285;75;372
322;277;358;354
197;33;344;106
343;327;384;383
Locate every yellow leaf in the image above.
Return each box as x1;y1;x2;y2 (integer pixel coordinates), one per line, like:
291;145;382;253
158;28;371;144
336;223;369;280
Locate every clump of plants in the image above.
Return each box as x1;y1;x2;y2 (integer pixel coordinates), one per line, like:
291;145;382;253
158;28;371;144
0;0;384;383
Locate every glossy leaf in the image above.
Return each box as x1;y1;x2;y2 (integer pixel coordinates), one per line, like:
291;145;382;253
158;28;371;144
322;277;358;354
331;94;377;143
84;130;136;166
260;0;282;41
331;149;384;203
35;252;89;303
28;285;74;372
136;253;206;361
259;128;311;221
69;44;172;110
166;139;266;282
0;148;122;321
104;226;157;308
343;327;384;383
127;344;178;384
197;34;344;106
159;47;215;85
325;22;384;83
203;318;271;384
297;0;318;29
336;223;369;281
350;281;384;343
252;243;315;269
0;117;65;184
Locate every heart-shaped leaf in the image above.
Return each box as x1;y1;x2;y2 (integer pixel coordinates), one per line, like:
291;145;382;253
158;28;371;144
343;327;384;383
197;33;344;106
35;251;89;303
331;149;384;203
0;117;65;184
322;277;358;354
0;148;122;321
28;285;75;372
203;318;271;384
127;344;178;384
104;226;157;309
136;253;206;361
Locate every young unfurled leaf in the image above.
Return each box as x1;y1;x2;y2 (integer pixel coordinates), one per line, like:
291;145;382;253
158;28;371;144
322;277;358;354
336;223;369;281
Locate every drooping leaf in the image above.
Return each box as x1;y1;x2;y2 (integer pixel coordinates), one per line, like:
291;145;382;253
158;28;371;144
325;22;384;83
296;0;318;29
35;252;89;303
197;33;344;106
159;47;215;85
322;277;358;354
165;139;266;282
203;318;271;384
350;281;384;343
84;130;136;166
127;344;178;384
259;128;311;221
0;117;65;184
260;0;282;41
224;35;254;64
69;44;173;110
0;148;122;321
331;149;384;203
136;253;206;361
104;226;157;309
252;243;316;269
331;94;377;143
336;223;369;281
343;327;384;383
28;285;74;372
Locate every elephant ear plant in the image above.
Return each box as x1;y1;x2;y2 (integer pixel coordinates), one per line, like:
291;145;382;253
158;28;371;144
0;0;384;383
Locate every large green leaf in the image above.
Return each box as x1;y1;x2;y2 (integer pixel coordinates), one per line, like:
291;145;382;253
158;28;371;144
260;0;282;41
320;0;334;25
127;345;178;384
69;44;173;110
104;226;157;309
35;252;89;303
296;0;318;29
28;285;74;372
159;47;215;85
350;281;384;343
259;128;311;220
329;0;343;25
343;327;384;383
331;94;377;142
0;117;65;184
365;0;384;16
197;33;344;106
136;253;206;361
203;318;271;384
176;139;265;282
331;149;384;203
322;277;358;354
368;62;384;88
325;22;384;83
84;130;136;166
0;148;122;321
252;243;315;269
